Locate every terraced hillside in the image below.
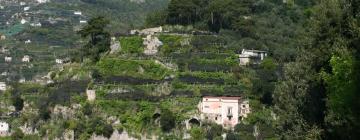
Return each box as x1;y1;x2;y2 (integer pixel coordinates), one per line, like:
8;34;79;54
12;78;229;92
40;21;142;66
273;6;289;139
0;0;169;82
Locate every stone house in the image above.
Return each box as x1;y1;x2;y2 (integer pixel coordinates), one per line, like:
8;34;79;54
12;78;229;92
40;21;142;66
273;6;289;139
0;121;9;136
239;49;267;65
198;96;251;128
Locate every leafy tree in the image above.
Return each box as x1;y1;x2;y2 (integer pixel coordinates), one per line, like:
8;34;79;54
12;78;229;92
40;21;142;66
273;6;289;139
78;16;111;62
82;102;93;116
274;0;360;139
11;94;24;112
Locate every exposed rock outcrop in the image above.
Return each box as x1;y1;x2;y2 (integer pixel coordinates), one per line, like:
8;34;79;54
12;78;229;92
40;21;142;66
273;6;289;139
143;35;162;55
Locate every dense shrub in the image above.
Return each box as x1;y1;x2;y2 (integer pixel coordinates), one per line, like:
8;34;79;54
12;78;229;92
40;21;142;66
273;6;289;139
160;108;176;132
205;123;223;140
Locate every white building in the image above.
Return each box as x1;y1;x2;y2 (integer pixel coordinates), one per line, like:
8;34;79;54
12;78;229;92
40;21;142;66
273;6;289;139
30;22;42;27
37;0;49;3
4;56;12;62
21;19;27;24
198;96;251;128
1;48;8;53
0;34;5;40
25;39;31;44
0;121;9;136
80;20;87;24
55;59;63;64
19;78;26;83
0;82;7;91
1;72;8;76
24;6;30;11
74;11;82;15
239;49;267;65
22;55;31;62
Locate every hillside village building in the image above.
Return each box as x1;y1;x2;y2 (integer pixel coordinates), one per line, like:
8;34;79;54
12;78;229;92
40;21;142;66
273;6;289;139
74;11;82;15
0;82;6;91
239;49;267;65
198;96;251;128
0;121;9;136
22;55;31;62
55;59;63;64
4;56;12;62
0;34;5;40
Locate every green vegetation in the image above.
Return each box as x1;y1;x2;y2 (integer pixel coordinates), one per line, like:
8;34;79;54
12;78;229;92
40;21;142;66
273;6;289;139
120;36;144;54
1;0;360;139
78;16;111;62
96;57;172;80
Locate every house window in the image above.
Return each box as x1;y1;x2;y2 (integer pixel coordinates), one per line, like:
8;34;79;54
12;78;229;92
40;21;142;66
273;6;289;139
215;117;218;120
243;105;246;108
227;107;233;120
205;117;208;120
228;107;232;115
204;106;209;108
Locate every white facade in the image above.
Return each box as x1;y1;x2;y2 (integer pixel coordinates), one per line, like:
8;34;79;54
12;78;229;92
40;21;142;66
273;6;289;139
199;97;251;128
0;82;6;91
239;49;267;65
0;122;9;136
